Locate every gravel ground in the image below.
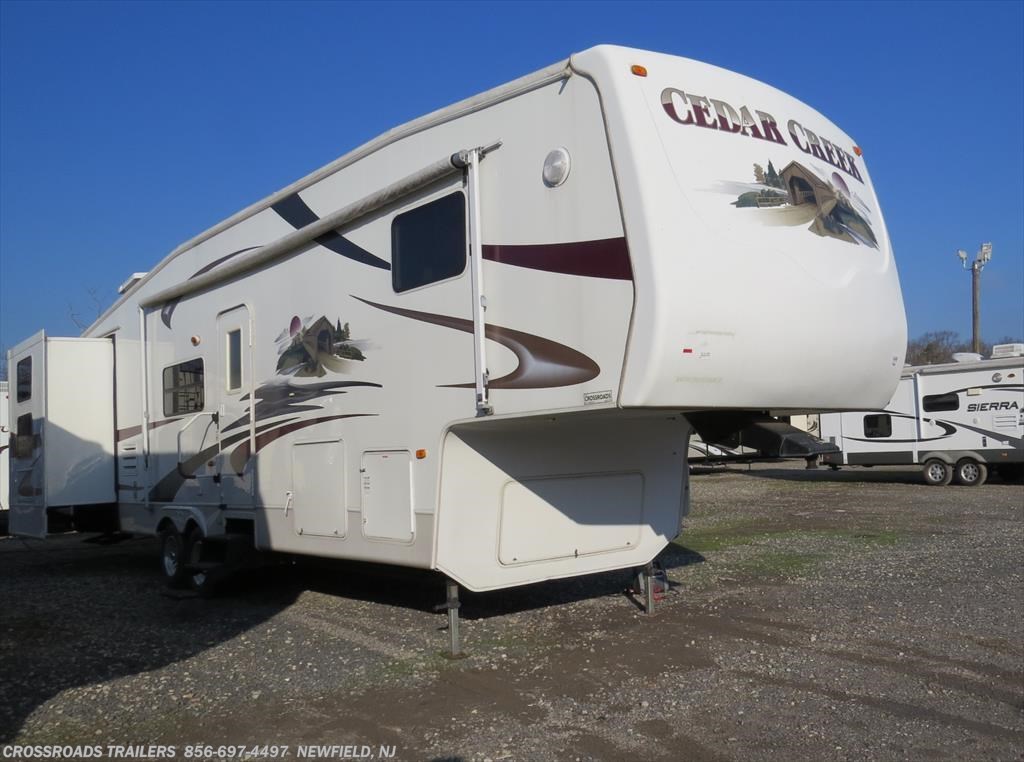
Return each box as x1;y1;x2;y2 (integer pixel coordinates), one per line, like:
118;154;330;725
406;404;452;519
0;462;1021;761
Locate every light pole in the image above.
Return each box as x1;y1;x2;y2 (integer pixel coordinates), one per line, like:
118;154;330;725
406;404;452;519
957;242;993;354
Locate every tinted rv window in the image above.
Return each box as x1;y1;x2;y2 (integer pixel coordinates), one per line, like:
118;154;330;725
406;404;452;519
922;393;959;412
391;191;466;292
227;329;242;392
863;414;892;438
163;359;205;416
16;357;31;402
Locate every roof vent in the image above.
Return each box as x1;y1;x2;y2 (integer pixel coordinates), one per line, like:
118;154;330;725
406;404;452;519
952;353;982;363
991;343;1024;359
118;272;148;294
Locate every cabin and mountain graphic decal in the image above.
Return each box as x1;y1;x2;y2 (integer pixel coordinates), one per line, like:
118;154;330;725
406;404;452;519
730;160;878;248
276;315;368;377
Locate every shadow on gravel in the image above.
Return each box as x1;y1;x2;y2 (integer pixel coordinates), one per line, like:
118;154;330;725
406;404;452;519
0;535;302;742
282;540;705;622
0;531;708;741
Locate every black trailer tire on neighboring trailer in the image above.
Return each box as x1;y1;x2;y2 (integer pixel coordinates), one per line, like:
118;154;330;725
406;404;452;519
955;459;988;487
922;459;953;486
159;525;189;588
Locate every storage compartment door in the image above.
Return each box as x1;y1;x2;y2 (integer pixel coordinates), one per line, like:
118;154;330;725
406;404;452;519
361;450;413;542
290;439;346;538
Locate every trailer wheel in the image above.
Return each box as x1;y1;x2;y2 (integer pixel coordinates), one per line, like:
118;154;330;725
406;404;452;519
954;459;988;487
185;526;221;597
922;459;953;486
159;526;189;588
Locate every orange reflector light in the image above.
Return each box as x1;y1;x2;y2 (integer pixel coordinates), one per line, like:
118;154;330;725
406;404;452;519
853;145;863;156
416;449;427;460
631;64;648;77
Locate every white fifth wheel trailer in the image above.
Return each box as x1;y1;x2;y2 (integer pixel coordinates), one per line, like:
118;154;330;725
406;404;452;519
6;45;906;598
819;345;1024;485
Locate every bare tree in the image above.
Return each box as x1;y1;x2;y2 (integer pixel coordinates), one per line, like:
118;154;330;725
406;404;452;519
906;331;1022;365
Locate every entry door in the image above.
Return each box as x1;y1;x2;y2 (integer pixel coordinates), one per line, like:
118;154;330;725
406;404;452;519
216;305;254;508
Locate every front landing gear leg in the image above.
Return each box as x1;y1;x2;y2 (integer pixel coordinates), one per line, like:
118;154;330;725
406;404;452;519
633;564;656;615
435;578;465;658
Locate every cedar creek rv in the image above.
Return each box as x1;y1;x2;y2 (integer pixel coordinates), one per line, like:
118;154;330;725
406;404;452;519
6;46;907;596
819;345;1024;486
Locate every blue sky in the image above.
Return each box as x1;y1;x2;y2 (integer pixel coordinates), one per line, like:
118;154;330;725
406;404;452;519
1;0;1022;354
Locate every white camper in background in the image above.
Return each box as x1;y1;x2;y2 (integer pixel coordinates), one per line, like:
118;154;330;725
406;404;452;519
6;45;906;596
819;345;1024;485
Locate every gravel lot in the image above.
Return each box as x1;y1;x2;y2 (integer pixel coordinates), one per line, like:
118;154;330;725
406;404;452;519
1;462;1021;761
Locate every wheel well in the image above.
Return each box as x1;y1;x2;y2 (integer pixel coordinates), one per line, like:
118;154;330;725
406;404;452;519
156;518;176;534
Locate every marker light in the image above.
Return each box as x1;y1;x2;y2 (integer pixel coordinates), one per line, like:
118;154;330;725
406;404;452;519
416;449;427;460
542;147;571;187
853;146;863;156
631;64;648;77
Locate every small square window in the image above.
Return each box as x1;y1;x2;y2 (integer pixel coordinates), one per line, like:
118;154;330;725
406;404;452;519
163;358;205;416
863;413;892;438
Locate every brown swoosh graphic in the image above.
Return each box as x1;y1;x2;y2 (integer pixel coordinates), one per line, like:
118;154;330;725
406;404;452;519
354;298;599;389
160;246;261;327
482;237;633;281
229;413;376;476
117;417;179;443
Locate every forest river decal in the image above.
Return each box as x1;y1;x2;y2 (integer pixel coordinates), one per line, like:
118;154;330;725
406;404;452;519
727;160;877;248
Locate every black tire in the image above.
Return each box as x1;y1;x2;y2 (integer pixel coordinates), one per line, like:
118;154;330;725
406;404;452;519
185;526;220;597
955;459;988;487
922;459;953;486
995;463;1024;483
159;526;189;588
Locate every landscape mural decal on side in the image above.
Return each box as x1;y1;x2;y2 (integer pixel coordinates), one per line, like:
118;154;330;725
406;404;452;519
729;160;878;248
275;315;369;377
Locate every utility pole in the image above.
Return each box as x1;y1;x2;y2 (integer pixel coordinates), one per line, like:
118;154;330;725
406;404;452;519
957;242;992;354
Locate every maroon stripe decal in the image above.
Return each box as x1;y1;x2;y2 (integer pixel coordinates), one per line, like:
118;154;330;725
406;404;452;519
355;298;599;389
482;237;632;281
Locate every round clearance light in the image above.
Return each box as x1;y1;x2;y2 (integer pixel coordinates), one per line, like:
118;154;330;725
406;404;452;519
542;147;571;187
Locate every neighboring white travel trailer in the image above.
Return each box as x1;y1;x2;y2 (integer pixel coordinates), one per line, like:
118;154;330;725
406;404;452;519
6;46;907;599
819;345;1024;485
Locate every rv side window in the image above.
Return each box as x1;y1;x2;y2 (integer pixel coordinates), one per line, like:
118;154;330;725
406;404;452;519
16;357;31;402
163;359;205;416
14;413;34;458
922;393;958;412
863;414;891;438
226;329;242;392
391;191;466;292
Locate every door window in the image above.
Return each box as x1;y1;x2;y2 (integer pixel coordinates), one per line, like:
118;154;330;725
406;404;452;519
16;357;31;402
226;329;242;392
